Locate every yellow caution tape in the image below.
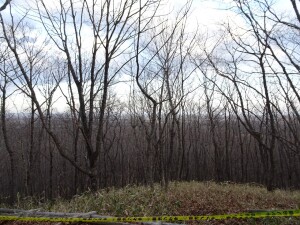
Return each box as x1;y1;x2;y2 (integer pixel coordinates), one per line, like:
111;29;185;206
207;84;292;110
0;209;299;223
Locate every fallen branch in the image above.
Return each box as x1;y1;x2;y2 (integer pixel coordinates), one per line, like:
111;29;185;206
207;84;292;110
0;208;100;218
0;208;186;225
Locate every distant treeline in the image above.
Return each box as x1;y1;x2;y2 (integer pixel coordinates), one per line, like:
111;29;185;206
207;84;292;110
0;111;299;201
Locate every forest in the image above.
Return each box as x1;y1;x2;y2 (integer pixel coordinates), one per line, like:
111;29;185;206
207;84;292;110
0;0;299;204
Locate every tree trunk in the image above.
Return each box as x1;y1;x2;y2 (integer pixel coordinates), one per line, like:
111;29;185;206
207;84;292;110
1;78;16;204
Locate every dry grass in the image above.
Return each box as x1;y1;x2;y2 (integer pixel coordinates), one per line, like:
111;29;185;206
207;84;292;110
3;181;300;224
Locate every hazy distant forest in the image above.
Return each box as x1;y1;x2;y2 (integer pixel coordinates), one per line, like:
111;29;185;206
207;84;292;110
0;0;300;204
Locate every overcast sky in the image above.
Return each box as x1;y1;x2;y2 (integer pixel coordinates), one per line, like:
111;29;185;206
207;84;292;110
0;0;294;113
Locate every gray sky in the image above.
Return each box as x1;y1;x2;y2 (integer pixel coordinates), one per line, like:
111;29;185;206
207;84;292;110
1;0;294;113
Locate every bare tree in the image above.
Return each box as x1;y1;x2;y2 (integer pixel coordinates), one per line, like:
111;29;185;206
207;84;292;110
133;0;196;187
0;48;16;204
0;0;11;11
1;0;166;191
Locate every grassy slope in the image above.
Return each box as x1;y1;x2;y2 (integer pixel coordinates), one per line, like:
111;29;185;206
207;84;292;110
4;181;300;224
